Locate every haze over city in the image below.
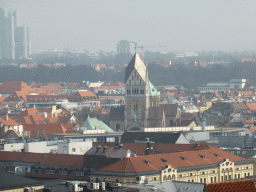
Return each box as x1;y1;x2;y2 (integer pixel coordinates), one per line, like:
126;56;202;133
1;0;256;53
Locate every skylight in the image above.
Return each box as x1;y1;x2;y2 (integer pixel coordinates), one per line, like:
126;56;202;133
180;156;186;160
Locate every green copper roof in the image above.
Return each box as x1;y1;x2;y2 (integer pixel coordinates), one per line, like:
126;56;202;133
80;117;113;132
149;81;160;97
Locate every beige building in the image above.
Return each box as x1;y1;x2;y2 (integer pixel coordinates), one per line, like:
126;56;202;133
90;145;253;184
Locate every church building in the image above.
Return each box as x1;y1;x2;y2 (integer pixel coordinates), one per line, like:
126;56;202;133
109;53;180;132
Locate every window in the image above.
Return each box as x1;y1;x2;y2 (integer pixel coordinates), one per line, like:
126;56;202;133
154;177;156;181
213;170;215;174
188;180;190;182
221;176;223;181
190;173;192;176
235;174;237;179
116;124;120;131
238;174;240;179
76;171;84;177
202;172;205;175
38;169;41;174
211;177;213;183
179;174;182;178
214;177;216;182
228;175;231;180
204;178;206;183
140;89;144;94
200;178;203;183
32;169;36;174
72;148;76;152
244;173;247;178
246;166;248;170
47;170;55;175
225;176;227;181
60;170;68;175
192;179;194;182
248;172;250;176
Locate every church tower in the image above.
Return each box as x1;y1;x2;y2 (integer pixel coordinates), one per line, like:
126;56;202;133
124;53;149;131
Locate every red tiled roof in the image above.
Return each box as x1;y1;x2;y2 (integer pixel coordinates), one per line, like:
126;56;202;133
205;179;256;192
0;96;6;103
247;103;256;112
250;126;256;132
0;81;34;93
23;124;68;138
0;151;84;167
245;118;254;124
0;117;20;126
98;145;247;173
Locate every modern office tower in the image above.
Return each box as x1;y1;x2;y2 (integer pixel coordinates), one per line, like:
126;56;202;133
0;7;9;59
117;40;131;54
7;12;15;60
13;11;18;28
15;26;27;59
0;7;30;60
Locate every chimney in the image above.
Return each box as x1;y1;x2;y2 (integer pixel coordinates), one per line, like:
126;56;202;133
3;124;8;134
5;113;8;121
221;127;224;136
44;112;47;118
103;146;108;153
115;136;121;145
118;144;123;149
145;138;151;155
96;146;101;153
202;116;206;132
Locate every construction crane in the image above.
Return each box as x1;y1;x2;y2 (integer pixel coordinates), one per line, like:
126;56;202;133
134;43;168;62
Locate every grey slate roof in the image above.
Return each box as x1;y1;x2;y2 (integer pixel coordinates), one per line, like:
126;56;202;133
85;146;131;159
125;53;146;83
0;171;43;190
121;132;182;143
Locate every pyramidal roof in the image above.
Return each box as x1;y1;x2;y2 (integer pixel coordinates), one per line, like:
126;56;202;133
125;53;147;83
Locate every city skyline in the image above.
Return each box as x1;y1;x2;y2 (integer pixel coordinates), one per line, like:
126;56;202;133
0;0;256;53
0;7;30;60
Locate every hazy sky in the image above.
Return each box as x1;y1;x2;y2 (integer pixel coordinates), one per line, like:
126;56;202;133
0;0;256;53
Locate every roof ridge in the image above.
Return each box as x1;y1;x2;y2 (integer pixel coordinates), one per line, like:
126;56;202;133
128;158;137;173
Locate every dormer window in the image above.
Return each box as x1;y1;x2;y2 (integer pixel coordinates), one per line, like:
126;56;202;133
199;155;205;159
46;169;55;175
60;170;68;175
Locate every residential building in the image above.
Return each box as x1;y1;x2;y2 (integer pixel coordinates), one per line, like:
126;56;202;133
89;145;253;184
197;79;247;92
121;132;189;144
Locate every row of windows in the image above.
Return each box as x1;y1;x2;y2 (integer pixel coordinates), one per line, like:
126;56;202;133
32;169;85;177
126;89;144;95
